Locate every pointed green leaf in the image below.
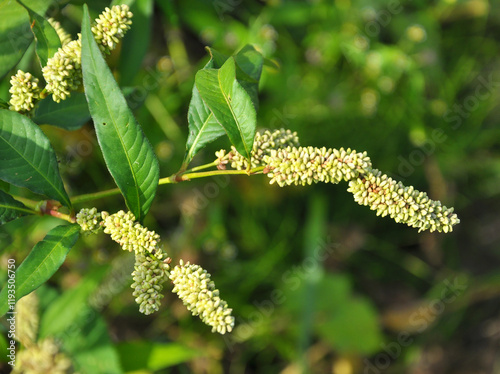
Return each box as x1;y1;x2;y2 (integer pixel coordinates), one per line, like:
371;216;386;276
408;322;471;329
18;1;61;67
195;58;256;160
0;224;80;317
33;93;90;130
81;5;159;222
184;86;225;165
0;189;35;224
183;49;230;165
0;110;71;207
205;46;228;68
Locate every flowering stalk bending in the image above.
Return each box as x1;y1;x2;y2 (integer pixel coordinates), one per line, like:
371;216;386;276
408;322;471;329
222;128;459;233
347;168;459;233
76;208;235;330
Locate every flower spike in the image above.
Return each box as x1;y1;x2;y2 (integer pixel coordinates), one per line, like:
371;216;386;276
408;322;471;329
169;260;235;334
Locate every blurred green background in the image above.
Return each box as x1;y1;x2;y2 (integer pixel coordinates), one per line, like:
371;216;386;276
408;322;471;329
1;0;500;373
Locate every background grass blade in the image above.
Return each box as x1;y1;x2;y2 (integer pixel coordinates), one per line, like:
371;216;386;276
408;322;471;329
195;57;256;160
80;5;159;222
0;224;80;316
0;189;35;225
0;109;71;207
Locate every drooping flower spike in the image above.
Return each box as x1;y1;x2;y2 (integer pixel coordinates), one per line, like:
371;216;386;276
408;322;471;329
347;168;459;233
169;260;235;334
221;128;460;233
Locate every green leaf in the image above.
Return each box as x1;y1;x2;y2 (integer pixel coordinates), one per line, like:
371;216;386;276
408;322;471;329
234;45;264;110
81;5;159;222
183;51;228;166
183;46;264;165
18;0;62;67
195;57;257;160
0;110;71;207
33;93;90;130
0;224;80;317
0;189;34;225
117;341;202;371
205;46;229;68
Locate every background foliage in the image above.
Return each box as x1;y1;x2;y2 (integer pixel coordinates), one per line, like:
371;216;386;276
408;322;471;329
1;0;500;373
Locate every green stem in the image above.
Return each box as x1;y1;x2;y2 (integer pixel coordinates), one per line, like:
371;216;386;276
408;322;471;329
71;166;265;205
178;167;264;181
11;195;39;212
71;187;121;205
48;210;76;223
185;161;218;173
11;195;75;223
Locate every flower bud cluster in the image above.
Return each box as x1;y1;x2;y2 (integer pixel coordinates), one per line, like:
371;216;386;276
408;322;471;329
12;338;73;374
263;146;372;187
225;128;300;170
42;38;82;103
101;210;170;314
169;260;234;334
347;168;460;232
41;5;133;103
47;18;72;46
102;210;160;255
9;70;41;112
76;207;103;234
15;292;39;348
131;253;170;315
91;5;133;54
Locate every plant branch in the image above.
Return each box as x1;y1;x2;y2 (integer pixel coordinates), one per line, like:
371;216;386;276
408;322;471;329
71;187;122;205
70;167;265;205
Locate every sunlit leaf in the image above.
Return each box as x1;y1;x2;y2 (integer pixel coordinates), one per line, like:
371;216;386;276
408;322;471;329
81;5;159;222
195;57;256;160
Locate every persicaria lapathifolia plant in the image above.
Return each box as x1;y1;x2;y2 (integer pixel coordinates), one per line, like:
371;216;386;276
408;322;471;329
0;1;459;348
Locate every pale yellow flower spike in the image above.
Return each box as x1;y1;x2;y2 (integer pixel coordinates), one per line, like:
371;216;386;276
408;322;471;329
170;260;235;334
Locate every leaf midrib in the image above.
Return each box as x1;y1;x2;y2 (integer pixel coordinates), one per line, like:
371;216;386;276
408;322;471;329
217;68;250;157
86;37;141;219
